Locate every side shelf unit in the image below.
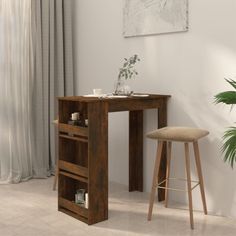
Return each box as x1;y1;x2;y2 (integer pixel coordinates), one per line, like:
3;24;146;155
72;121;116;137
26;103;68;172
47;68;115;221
58;98;108;225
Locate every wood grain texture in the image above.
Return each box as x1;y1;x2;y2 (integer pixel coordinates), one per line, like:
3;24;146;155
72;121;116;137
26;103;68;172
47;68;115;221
88;101;109;224
157;98;168;201
58;100;87;124
59;138;88;168
165;141;172;208
59;134;88;143
59;123;88;137
193;141;208;215
59;160;88;178
59;197;88;218
58;173;87;201
59;171;88;183
59;208;88;224
58;94;170;225
129;110;143;192
184;143;194;229
148;141;164;220
58;94;170;103
109;98;163;112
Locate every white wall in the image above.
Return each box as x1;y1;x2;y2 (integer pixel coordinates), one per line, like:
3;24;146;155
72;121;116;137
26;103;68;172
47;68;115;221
72;0;236;218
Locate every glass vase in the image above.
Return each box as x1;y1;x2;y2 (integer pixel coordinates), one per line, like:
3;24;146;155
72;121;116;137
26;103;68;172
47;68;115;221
114;78;132;95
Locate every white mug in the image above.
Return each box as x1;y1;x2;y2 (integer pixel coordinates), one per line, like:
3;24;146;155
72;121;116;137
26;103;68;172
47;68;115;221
93;88;102;95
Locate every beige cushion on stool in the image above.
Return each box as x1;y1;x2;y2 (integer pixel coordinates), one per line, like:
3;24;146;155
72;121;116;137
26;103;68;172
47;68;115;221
147;127;209;142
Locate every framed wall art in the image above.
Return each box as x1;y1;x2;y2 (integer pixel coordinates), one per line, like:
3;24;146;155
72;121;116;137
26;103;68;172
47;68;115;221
123;0;188;37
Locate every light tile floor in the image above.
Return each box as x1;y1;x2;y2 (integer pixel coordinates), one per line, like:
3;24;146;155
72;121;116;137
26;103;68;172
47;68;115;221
0;178;236;236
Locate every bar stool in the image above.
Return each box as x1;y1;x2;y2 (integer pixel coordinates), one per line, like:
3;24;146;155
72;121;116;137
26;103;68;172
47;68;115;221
147;127;209;229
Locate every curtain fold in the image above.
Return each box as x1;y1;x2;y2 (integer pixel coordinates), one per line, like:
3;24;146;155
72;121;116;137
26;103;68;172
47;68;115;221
0;0;74;183
31;0;74;177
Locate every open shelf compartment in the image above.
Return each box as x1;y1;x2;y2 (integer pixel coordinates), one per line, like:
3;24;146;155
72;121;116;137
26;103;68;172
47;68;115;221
58;100;88;125
59;137;88;169
58;173;89;223
59;123;88;141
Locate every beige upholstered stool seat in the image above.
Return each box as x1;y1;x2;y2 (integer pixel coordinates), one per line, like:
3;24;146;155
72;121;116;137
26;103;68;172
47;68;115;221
147;127;209;142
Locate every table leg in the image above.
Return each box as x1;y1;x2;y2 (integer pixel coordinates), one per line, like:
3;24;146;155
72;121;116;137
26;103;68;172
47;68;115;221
157;99;168;201
129;110;143;192
88;102;108;224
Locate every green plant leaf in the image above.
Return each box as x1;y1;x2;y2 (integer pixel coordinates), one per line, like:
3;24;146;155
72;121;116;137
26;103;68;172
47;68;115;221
222;127;236;168
118;54;140;80
226;78;236;90
214;79;236;168
214;91;236;105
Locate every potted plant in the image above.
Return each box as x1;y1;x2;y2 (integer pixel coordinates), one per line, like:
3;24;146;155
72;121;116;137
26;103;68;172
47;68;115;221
215;79;236;168
114;54;140;95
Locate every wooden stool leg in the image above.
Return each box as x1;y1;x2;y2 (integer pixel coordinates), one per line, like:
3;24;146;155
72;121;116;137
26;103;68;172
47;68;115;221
184;143;194;229
53;164;59;191
148;141;164;221
193;141;207;215
165;141;172;208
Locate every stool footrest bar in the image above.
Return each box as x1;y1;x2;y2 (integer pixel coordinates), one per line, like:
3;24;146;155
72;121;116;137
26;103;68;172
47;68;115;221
157;186;187;192
155;178;200;192
191;182;200;191
168;177;199;183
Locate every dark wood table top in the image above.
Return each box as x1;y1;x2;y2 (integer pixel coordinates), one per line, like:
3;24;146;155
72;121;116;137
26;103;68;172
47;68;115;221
58;94;171;112
58;93;170;102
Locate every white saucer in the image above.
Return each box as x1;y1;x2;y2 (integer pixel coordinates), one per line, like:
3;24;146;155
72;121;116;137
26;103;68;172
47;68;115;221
131;94;149;97
106;95;128;98
83;94;106;97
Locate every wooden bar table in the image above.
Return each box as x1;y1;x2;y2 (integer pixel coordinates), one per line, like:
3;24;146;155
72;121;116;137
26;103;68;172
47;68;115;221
57;94;170;225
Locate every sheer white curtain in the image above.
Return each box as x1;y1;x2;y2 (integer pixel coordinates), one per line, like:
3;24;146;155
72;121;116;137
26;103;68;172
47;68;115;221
0;0;74;183
0;0;34;183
